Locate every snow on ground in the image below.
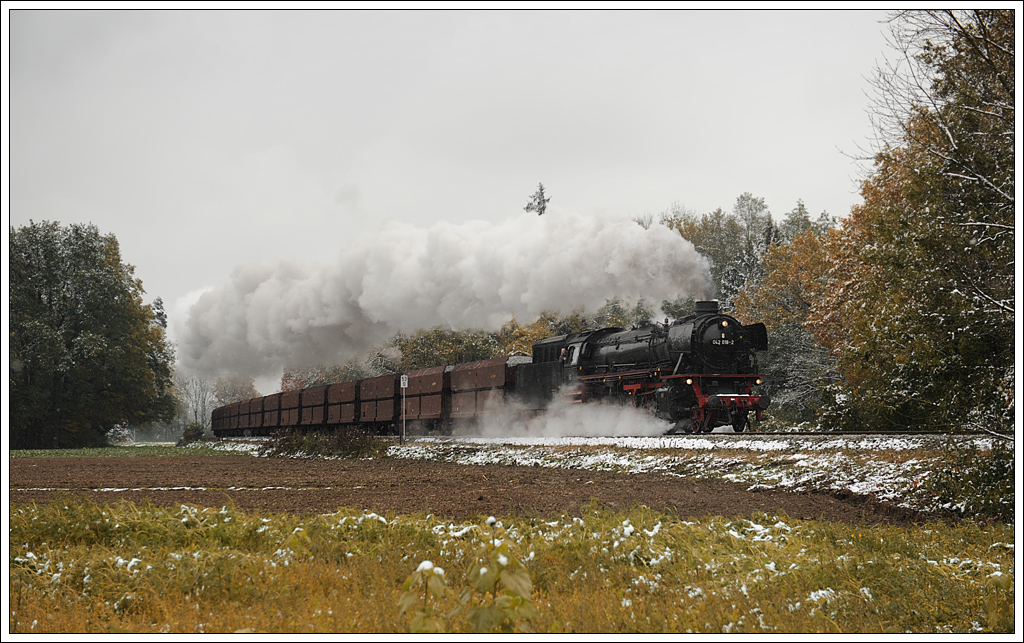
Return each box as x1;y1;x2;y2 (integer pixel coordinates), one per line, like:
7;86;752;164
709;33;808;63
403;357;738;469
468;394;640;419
387;433;992;514
208;431;995;516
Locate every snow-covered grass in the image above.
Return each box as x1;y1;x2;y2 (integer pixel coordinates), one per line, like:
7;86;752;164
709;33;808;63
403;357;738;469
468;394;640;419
9;425;1017;634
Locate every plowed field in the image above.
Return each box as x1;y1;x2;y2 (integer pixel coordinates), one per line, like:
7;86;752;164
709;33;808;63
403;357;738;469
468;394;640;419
9;455;932;525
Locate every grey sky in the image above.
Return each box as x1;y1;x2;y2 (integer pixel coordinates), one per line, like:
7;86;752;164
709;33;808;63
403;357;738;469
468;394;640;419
8;8;892;381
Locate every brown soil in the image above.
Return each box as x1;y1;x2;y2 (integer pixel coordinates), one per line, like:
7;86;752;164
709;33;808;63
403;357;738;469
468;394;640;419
9;455;931;525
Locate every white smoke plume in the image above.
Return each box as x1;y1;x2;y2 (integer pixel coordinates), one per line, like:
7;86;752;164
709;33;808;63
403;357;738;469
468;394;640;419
180;208;712;378
470;394;673;439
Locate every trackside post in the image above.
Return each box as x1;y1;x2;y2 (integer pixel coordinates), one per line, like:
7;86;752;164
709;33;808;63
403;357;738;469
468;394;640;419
400;374;408;444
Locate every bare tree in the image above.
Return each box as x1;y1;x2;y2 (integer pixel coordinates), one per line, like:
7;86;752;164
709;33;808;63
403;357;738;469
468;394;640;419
175;372;216;427
631;213;654;229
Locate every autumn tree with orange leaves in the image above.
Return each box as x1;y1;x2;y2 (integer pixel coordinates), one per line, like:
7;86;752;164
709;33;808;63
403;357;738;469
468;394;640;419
733;228;837;423
806;10;1013;433
732;11;1012;433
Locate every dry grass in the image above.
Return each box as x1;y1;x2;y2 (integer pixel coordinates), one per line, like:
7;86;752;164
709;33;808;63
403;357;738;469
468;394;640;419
8;498;1014;634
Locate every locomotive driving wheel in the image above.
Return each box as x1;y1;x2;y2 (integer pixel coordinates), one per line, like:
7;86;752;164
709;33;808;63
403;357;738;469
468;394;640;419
689;416;710;434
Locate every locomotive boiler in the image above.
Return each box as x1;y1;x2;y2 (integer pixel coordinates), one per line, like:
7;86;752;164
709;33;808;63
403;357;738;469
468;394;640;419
211;300;770;437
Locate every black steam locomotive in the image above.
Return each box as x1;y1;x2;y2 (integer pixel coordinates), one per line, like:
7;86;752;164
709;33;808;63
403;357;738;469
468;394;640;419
211;300;769;437
519;299;769;433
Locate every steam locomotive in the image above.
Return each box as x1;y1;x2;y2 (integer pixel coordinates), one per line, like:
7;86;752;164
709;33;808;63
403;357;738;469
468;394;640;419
211;300;769;437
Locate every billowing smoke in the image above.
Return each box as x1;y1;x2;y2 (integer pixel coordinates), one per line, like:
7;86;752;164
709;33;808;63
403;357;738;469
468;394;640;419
470;393;673;439
180;208;712;378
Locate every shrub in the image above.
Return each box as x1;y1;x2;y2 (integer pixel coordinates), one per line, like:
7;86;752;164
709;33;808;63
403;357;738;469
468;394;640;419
175;422;207;447
105;425;135;446
922;438;1014;523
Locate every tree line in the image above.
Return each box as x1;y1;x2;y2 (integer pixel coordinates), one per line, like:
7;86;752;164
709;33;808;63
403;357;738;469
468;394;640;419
8;11;1012;447
736;10;1013;434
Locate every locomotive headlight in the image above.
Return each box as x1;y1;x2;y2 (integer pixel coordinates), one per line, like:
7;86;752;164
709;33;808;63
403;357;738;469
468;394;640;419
755;378;762;385
685;378;693;385
721;320;729;327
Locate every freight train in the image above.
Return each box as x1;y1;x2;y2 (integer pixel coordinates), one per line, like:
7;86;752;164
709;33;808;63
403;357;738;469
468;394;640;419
211;300;770;436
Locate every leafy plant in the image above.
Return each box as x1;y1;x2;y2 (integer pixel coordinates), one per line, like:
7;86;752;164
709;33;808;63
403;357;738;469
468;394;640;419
398;560;451;633
398;516;538;634
455;516;538;633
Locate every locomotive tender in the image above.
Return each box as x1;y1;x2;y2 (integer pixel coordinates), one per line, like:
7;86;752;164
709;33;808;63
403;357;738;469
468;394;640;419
211;300;770;437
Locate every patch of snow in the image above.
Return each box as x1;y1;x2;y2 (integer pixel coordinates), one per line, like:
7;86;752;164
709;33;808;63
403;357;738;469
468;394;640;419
213;431;994;516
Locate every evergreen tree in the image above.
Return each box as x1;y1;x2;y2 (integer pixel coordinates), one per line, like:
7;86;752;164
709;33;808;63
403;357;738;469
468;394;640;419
523;183;551;216
779;200;812;241
811;211;837;236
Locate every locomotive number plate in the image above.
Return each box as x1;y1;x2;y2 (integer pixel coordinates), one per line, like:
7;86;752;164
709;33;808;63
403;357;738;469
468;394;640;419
712;339;734;345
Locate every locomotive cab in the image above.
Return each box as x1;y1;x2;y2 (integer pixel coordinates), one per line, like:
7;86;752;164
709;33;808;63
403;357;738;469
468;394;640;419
515;329;620;408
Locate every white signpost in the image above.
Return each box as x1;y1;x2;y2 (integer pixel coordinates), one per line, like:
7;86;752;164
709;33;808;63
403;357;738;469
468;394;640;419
400;374;408;444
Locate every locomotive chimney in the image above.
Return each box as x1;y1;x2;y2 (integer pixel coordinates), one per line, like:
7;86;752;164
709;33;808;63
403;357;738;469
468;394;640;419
695;300;720;315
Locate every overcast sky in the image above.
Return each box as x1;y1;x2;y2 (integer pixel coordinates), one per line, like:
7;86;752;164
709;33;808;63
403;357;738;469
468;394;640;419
8;7;895;385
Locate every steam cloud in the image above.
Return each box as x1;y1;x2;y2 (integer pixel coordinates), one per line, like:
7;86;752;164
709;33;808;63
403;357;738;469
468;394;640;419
180;209;712;378
471;393;673;439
